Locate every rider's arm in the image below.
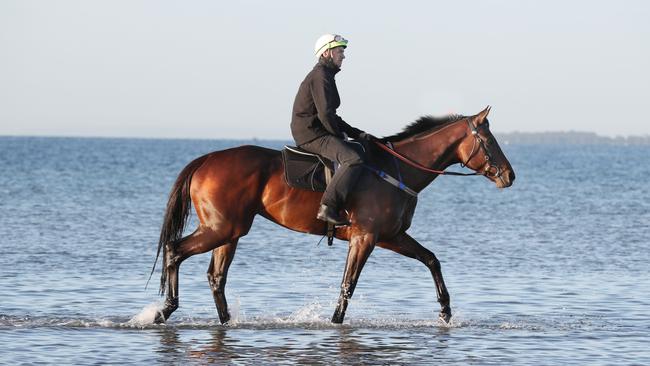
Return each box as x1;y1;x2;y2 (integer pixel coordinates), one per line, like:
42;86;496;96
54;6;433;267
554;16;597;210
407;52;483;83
339;121;363;140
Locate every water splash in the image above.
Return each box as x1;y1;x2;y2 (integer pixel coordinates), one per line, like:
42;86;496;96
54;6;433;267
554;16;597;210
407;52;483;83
127;302;163;327
283;302;326;324
226;296;242;325
0;307;606;332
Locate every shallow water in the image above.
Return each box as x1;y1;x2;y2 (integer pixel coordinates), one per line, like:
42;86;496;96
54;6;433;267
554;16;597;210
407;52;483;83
1;137;649;365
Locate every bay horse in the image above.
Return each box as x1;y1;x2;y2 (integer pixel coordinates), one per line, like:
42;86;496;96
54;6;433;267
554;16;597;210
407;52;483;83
152;106;514;324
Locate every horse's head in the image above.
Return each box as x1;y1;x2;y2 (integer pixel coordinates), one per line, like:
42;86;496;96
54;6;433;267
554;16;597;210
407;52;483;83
458;106;515;188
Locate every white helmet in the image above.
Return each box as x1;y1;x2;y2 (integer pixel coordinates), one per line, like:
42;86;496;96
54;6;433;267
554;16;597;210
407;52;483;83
314;34;348;58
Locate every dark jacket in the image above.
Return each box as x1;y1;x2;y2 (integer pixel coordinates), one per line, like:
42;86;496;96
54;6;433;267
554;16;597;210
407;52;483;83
291;60;363;146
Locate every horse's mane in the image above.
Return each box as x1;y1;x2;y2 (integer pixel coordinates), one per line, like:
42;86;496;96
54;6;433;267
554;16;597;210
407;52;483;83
383;114;467;142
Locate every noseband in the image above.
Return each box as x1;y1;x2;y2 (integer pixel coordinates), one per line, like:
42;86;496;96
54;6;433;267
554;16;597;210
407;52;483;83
461;119;505;184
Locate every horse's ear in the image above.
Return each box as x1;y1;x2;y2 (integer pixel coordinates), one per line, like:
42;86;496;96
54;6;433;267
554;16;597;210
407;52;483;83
475;105;491;124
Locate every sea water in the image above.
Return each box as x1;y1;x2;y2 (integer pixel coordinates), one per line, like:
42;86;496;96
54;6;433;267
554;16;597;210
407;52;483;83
1;137;649;365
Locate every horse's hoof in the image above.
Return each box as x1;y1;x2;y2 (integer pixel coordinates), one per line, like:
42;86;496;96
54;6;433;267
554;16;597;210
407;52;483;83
219;314;231;325
438;307;452;324
331;312;344;324
154;311;167;324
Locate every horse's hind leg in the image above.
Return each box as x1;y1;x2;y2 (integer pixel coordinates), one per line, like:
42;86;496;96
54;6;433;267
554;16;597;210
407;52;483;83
156;227;236;323
207;240;238;324
331;232;376;324
376;232;452;323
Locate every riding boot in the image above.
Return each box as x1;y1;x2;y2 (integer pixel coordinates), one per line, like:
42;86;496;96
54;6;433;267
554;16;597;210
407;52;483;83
317;204;350;226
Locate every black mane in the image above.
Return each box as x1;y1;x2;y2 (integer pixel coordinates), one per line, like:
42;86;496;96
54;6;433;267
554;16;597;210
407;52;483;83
383;114;467;142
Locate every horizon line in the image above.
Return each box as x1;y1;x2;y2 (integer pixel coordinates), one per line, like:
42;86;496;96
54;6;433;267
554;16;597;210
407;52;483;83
1;130;649;141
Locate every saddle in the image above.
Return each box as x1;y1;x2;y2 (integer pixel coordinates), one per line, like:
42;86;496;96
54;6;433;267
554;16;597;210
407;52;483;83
282;141;366;192
281;146;334;192
282;144;362;246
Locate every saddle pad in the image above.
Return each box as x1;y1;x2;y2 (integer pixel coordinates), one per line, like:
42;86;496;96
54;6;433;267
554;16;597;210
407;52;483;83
281;146;328;192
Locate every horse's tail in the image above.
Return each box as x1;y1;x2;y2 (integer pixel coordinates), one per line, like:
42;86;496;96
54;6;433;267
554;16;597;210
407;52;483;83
147;154;210;296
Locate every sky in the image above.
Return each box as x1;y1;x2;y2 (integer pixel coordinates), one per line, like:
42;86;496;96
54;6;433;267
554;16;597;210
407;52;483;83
1;0;649;139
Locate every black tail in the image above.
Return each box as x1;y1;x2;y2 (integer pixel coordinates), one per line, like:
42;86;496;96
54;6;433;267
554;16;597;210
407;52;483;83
147;154;210;296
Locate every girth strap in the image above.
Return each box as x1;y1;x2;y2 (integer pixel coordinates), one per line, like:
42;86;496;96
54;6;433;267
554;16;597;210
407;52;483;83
364;165;418;197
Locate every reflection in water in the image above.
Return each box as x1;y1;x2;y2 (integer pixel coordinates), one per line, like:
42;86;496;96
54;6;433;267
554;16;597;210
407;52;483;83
153;325;457;364
187;328;244;363
336;326;453;364
154;327;186;362
336;326;407;364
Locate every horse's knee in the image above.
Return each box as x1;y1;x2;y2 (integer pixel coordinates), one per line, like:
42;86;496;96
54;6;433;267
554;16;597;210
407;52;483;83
207;272;216;289
207;273;226;293
426;256;441;271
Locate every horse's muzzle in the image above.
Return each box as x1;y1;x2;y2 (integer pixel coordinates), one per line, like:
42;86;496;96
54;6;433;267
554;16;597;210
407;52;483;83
495;169;515;188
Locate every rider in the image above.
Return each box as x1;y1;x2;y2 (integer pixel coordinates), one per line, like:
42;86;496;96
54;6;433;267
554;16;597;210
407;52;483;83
290;34;374;226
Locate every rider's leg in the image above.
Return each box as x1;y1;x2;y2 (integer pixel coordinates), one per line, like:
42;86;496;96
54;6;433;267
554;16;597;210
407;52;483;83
300;135;365;224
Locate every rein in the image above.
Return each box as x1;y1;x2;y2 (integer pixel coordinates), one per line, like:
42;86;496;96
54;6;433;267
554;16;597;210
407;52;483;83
363;117;507;196
373;140;481;176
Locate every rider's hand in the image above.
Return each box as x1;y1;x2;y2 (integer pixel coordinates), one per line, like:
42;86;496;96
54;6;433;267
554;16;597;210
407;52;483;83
358;132;377;142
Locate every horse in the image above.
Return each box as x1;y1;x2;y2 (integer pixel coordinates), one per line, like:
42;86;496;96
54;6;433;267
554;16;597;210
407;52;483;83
151;106;515;325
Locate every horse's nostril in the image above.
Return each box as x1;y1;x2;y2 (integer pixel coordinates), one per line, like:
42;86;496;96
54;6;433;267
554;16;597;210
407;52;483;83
508;170;516;183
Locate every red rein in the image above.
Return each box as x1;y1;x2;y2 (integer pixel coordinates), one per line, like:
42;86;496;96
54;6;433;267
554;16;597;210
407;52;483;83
374;140;479;176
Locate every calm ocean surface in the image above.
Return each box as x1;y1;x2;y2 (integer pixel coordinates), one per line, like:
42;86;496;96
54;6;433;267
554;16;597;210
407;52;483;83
0;136;648;365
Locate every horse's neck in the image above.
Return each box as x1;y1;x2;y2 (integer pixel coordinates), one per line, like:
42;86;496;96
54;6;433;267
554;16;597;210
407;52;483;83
392;123;466;192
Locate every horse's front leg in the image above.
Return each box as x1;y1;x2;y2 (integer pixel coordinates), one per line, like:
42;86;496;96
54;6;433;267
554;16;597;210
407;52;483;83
331;231;376;324
376;232;452;323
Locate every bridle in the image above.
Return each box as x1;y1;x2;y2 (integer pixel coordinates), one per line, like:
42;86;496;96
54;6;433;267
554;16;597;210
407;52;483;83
374;116;505;181
461;118;506;185
368;116;508;196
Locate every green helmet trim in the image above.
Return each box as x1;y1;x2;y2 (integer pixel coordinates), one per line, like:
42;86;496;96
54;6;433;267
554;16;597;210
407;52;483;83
315;40;348;56
329;40;348;49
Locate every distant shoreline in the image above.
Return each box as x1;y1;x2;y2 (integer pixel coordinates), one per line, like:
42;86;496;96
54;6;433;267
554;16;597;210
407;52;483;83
1;132;649;145
494;131;650;145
